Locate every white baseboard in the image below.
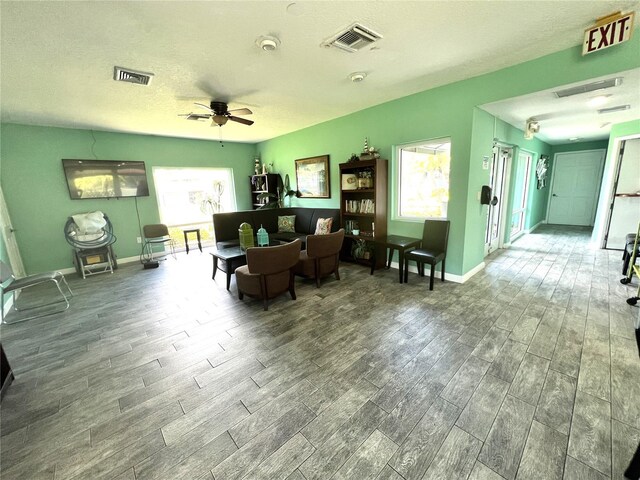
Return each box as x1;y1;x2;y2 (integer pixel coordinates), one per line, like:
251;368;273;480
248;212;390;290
388;260;485;284
57;255;141;275
525;220;545;234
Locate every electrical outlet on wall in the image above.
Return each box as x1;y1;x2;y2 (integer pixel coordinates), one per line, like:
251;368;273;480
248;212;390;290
137;237;142;244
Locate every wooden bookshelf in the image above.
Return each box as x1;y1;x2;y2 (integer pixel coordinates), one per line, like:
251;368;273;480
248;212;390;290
339;159;387;269
249;174;280;209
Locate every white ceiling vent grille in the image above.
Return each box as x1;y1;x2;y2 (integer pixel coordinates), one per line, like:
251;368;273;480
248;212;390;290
113;66;154;86
553;77;622;98
323;23;382;53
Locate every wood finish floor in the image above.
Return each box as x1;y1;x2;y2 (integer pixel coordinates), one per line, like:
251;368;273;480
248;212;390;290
1;225;638;480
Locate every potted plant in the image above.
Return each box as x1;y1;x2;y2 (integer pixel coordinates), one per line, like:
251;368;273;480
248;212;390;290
351;239;372;260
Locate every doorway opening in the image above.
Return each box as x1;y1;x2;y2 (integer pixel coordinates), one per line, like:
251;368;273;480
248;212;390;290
152;168;236;250
603;137;640;249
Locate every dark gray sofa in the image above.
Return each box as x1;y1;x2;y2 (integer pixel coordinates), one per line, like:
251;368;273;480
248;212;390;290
213;207;341;249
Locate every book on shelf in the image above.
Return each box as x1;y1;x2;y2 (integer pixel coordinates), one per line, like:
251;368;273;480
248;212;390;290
345;199;375;214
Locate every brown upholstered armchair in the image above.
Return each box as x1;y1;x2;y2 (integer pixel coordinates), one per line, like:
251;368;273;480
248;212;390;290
235;239;302;311
294;229;345;287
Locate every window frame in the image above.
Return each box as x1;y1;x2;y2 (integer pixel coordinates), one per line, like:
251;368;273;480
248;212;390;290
151;167;237;248
392;137;452;222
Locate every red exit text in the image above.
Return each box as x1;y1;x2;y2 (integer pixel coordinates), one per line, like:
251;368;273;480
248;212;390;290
583;12;634;55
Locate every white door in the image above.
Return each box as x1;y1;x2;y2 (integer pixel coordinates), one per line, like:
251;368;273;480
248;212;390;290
0;186;26;277
485;147;510;255
547;150;605;226
605;138;640;249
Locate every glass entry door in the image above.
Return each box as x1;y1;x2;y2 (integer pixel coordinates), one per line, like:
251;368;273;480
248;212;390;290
485;147;510;255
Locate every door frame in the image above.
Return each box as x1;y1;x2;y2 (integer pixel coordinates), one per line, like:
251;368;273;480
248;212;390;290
0;186;26;318
485;144;513;256
0;186;25;277
602;135;640;249
545;149;606;226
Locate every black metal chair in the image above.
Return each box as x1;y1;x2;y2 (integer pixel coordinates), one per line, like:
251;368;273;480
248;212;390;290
403;219;450;290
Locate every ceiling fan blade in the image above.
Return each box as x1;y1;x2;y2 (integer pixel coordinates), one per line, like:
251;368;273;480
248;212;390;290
194;102;214;112
180;113;211;121
228;116;254;126
227;107;252;116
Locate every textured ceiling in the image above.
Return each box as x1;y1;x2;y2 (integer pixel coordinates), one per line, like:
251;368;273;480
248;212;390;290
482;68;640;145
1;1;639;144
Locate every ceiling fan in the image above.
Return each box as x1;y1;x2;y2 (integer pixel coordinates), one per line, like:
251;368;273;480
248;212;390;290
180;101;254;127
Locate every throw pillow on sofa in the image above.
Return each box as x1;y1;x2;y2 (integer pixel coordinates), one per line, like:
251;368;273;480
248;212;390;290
314;217;333;235
278;215;296;233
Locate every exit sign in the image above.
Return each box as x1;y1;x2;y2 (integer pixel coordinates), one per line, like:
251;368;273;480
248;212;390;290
583;11;635;55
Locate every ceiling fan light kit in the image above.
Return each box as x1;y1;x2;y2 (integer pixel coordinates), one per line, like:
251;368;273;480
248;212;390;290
213;115;228;126
180;101;254;129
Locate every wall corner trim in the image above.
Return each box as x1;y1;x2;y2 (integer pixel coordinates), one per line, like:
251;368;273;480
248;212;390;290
525;220;545;234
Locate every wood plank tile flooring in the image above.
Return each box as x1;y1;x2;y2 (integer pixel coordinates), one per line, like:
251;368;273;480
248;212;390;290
1;225;638;480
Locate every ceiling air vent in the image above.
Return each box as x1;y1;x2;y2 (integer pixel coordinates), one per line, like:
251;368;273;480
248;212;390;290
553;77;622;98
322;23;382;53
113;66;154;86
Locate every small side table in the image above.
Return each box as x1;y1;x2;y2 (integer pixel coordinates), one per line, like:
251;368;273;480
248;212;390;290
370;235;421;283
183;228;202;254
210;248;246;290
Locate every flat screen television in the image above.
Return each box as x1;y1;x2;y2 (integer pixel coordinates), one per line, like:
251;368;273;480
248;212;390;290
62;159;150;199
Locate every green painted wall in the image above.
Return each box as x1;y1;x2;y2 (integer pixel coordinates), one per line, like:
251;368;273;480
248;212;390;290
469;110;552;252
259;36;639;276
2;35;638;277
0;124;256;273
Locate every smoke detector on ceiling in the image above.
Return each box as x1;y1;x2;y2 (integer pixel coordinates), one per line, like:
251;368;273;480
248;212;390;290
256;36;280;51
322;23;382;53
113;66;154;86
349;72;367;83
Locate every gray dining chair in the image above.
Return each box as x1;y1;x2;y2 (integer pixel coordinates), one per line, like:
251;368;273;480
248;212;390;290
0;260;73;324
142;224;176;262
